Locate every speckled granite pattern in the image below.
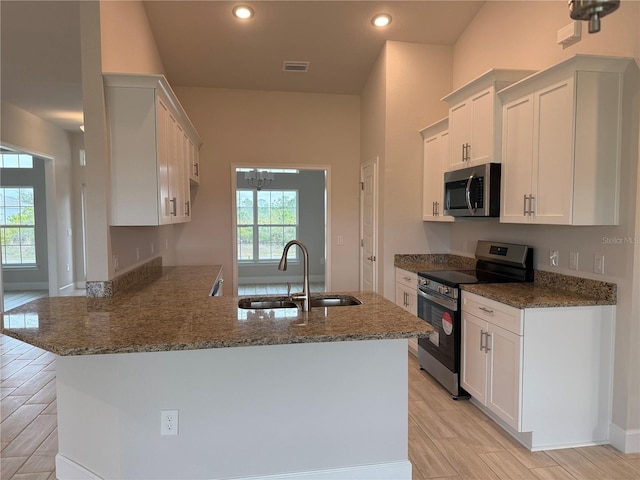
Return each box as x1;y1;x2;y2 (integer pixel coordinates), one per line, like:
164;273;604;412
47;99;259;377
86;257;163;298
394;254;476;273
534;270;616;304
462;279;616;309
1;266;432;356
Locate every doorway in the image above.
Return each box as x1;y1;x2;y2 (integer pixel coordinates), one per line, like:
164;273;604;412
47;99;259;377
0;149;50;311
360;159;378;292
232;166;329;296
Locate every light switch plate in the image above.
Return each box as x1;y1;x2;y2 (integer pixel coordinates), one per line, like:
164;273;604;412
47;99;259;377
569;251;579;270
594;254;604;274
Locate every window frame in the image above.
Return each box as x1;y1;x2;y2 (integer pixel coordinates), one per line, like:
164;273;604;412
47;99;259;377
237;188;299;264
0;186;37;267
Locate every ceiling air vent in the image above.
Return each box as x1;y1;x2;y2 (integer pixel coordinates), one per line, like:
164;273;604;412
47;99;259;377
283;61;310;72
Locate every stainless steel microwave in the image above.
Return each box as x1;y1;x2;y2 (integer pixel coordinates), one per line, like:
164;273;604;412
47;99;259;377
443;163;501;217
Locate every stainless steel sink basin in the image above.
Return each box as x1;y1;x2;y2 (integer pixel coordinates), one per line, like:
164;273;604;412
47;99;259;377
237;298;297;309
310;295;362;307
237;294;362;309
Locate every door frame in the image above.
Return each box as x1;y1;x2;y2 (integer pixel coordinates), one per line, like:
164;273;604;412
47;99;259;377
230;164;331;295
360;158;379;292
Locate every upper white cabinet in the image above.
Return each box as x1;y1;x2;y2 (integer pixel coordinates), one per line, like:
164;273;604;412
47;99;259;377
104;73;203;226
499;55;631;225
442;69;535;171
419;118;453;222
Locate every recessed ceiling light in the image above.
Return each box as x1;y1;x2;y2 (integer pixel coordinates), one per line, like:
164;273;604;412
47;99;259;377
371;13;392;28
232;5;254;20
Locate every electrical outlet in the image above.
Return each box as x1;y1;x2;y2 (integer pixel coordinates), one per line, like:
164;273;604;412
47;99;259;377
151;242;155;254
66;263;71;272
112;254;119;271
569;251;579;270
594;254;605;274
161;410;179;436
549;249;559;267
337;235;344;246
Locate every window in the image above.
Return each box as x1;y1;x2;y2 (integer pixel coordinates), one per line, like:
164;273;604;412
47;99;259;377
0;153;33;169
0;187;36;265
237;189;298;262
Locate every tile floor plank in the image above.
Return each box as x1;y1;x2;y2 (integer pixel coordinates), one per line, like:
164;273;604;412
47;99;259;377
24;380;56;406
10;371;56;397
409;419;459;478
530;465;578;479
1;395;31;420
0;456;28;478
0;404;48;443
16;454;55;474
2;414;57;457
545;448;609;480
431;437;502;479
479;450;539;479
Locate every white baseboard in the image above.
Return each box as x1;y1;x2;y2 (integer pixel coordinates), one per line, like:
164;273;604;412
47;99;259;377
610;422;640;453
236;461;412;480
56;454;102;480
58;283;76;295
55;455;411;480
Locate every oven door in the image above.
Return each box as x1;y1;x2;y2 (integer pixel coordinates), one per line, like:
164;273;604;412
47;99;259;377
416;288;459;373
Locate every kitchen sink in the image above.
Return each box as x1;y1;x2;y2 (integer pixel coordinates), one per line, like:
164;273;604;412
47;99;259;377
310;295;362;307
237;295;361;310
237;298;298;309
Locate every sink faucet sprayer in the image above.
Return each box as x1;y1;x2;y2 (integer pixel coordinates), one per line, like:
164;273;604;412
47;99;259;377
278;240;310;312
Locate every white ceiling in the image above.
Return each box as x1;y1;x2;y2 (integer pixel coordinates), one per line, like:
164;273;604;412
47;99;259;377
1;1;484;132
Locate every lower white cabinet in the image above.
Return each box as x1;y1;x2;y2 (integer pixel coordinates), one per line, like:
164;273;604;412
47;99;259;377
395;268;418;355
461;291;615;450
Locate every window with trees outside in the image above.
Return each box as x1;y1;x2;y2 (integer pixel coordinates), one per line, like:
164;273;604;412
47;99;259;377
0;187;36;266
237;189;298;262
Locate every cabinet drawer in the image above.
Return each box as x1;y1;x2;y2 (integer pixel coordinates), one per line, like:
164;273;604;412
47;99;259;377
395;268;417;288
462;292;522;335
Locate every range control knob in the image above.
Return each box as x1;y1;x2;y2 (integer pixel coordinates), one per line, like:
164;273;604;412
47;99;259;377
437;285;450;295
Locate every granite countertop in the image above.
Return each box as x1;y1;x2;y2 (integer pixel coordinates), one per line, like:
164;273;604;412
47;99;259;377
1;266;432;356
394;254;476;273
462;268;616;308
395;253;616;308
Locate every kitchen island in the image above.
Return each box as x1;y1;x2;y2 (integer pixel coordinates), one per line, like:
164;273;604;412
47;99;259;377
1;266;432;480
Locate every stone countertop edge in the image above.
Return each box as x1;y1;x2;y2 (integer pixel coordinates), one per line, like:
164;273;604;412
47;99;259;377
1;265;432;356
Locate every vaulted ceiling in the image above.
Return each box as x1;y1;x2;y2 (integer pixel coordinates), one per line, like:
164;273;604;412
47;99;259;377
1;1;484;131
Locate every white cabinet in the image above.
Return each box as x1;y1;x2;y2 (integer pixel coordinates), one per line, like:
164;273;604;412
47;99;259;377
442;69;535;171
395;268;418;355
461;291;615;450
461;293;523;430
419;118;453;222
499;55;630;225
105;73;202;226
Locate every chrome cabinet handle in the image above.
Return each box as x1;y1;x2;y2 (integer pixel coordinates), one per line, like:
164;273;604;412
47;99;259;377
194;162;199;177
461;144;466;162
185;200;190;216
480;329;485;351
479;306;494;314
170;197;177;216
484;332;491;352
523;194;528;216
529;195;535;216
464;143;471;161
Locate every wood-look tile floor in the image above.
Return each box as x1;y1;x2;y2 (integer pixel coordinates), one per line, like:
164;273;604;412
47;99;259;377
1;336;638;480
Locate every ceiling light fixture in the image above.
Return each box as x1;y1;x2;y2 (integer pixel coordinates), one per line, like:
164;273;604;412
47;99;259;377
245;170;274;190
371;14;392;28
232;5;254;20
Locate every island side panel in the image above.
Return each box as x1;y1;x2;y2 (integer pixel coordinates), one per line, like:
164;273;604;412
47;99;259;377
56;339;411;480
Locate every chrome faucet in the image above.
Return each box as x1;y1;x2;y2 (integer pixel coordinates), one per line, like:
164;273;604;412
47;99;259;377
278;240;310;311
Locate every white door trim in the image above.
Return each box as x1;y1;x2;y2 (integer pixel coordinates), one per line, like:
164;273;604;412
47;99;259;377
360;158;378;292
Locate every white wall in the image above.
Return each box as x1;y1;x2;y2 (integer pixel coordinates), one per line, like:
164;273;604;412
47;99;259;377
361;42;454;299
0;102;75;295
450;0;640;451
171;87;361;293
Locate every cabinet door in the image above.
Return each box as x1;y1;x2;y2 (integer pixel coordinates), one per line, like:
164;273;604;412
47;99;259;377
461;312;487;403
487;323;522;431
157;98;172;225
468;87;495;165
395;283;412;313
532;78;574;225
500;95;534;223
448;101;471;170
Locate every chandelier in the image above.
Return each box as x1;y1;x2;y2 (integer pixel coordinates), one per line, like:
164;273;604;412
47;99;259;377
244;170;274;190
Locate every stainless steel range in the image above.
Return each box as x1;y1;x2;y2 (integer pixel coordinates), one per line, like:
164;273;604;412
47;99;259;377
416;241;534;399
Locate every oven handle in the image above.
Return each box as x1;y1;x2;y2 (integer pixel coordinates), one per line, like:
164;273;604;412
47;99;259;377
417;288;458;312
465;174;476;215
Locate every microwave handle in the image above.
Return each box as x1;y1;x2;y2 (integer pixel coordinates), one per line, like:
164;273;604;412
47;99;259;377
465;174;476;214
